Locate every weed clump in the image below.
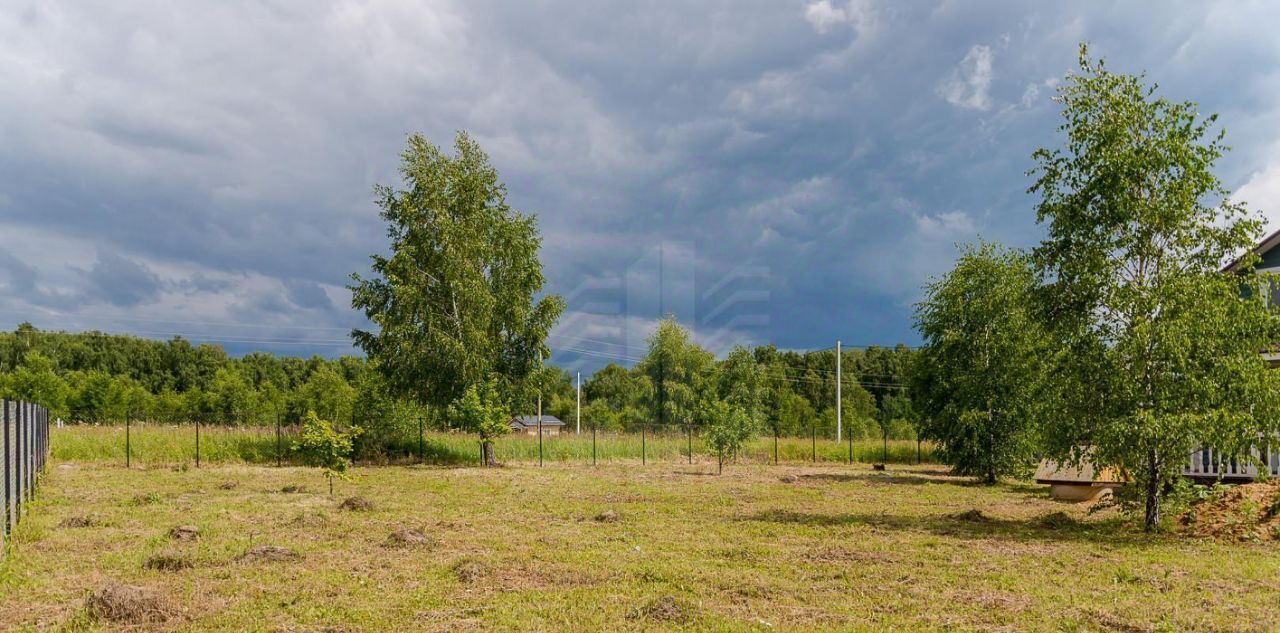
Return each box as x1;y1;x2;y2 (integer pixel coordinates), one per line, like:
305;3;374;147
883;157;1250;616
131;492;162;506
289;511;330;527
451;558;489;583
281;484;307;494
950;509;991;523
169;525;200;541
630;595;689;623
1034;511;1076;530
85;583;172;624
238;545;300;563
339;496;375;512
58;515;99;529
143;551;193;571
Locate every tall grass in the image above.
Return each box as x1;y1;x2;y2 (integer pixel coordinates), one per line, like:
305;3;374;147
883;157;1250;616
50;424;934;467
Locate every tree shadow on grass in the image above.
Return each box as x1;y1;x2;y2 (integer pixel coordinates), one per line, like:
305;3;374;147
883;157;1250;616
740;508;1157;547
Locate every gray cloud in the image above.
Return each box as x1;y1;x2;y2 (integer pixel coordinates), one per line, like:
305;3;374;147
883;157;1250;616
2;1;1279;368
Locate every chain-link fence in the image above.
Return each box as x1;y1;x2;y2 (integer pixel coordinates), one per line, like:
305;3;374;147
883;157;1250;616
3;399;50;557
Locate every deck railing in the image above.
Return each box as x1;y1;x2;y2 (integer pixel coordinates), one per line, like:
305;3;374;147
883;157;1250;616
1184;443;1280;480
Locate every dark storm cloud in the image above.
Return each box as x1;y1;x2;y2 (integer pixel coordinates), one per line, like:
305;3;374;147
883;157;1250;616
2;1;1279;366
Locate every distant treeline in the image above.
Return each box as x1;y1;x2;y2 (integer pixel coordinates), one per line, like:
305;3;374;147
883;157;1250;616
0;323;920;442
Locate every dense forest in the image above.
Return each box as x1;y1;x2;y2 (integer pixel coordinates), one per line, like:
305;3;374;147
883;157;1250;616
0;322;918;442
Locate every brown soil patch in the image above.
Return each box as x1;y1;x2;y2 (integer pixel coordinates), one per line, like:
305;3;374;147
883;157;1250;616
779;474;799;483
238;545;300;563
58;515;99;528
593;509;620;523
169;525;200;541
85;583;173;624
218;481;238;490
1184;479;1280;541
385;528;433;548
1033;511;1076;530
144;550;193;571
339;496;375;511
281;484;307;493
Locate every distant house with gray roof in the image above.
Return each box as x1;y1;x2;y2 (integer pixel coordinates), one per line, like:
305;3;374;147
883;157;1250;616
509;415;564;436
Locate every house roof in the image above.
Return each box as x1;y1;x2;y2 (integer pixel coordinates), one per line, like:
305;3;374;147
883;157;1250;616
1226;227;1280;272
509;415;565;427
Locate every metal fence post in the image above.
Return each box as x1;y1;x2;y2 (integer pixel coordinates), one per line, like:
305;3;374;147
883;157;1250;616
538;417;544;467
774;427;778;465
641;424;646;466
418;417;424;463
3;399;9;537
848;429;853;465
276;414;283;467
126;413;131;469
687;425;692;464
811;424;816;462
592;423;597;466
195;418;201;468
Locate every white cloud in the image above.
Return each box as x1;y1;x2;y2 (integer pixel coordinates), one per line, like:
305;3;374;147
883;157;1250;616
803;0;877;37
1235;155;1280;234
940;45;994;110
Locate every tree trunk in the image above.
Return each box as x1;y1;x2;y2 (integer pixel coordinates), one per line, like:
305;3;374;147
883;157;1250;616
985;466;996;485
1143;450;1161;531
482;441;496;467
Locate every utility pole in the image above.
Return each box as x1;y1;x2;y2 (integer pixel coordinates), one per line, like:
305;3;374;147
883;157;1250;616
576;371;581;434
836;340;842;444
538;352;543;467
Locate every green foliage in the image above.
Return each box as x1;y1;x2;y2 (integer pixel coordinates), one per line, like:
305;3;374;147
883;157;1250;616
292;411;361;491
1030;46;1280;529
349;131;565;412
914;241;1045;483
702;398;757;467
636;317;715;427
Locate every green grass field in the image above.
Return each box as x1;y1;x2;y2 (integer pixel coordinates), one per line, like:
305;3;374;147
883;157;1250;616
49;425;932;467
3;447;1279;631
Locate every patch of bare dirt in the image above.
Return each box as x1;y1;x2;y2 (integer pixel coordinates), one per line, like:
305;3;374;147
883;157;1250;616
1184;479;1280;542
85;583;173;624
281;484;307;493
385;528;433;548
238;545;300;563
169;525;200;541
339;496;375;512
217;480;238;490
779;474;799;483
1033;511;1076;530
593;509;620;523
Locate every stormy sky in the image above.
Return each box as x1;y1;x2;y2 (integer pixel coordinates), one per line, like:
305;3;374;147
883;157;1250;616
3;1;1280;374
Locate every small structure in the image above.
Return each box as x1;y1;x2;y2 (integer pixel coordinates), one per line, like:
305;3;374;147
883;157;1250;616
1034;459;1126;502
508;415;564;436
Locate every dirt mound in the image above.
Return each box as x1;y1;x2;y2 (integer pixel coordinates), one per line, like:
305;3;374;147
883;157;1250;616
58;515;99;528
339;496;375;512
169;525;200;541
630;596;688;623
238;545;300;563
950;509;992;523
144;551;193;571
593;509;620;523
385;529;432;548
281;484;307;493
218;480;238;490
131;492;161;506
1184;479;1280;541
779;475;799;484
85;583;172;624
451;558;489;583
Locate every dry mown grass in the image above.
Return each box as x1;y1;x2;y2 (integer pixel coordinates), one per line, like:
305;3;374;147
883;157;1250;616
2;460;1279;631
